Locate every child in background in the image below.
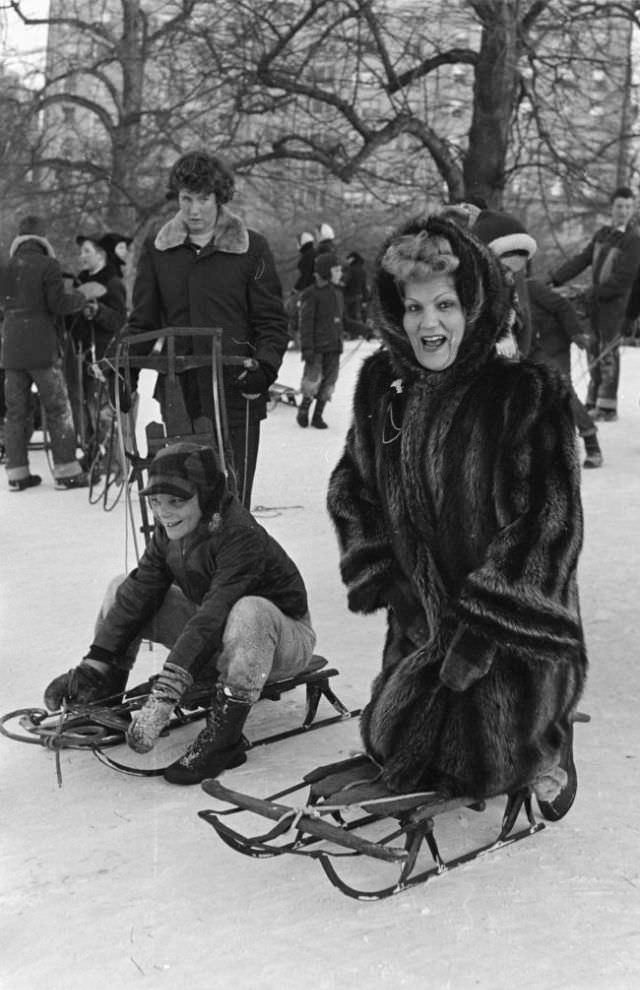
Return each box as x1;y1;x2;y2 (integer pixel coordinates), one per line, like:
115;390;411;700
296;253;344;429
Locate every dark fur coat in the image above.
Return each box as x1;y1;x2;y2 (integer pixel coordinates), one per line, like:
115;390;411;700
327;215;587;799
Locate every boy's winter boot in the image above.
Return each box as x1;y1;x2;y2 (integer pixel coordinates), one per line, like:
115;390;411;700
536;723;577;822
126;662;193;754
582;429;603;468
311;399;328;429
296;397;312;428
164;685;251;785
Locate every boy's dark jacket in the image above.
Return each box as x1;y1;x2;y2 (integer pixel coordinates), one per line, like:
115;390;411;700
1;235;86;369
527;277;585;361
92;498;308;674
298;282;344;354
327;214;587;800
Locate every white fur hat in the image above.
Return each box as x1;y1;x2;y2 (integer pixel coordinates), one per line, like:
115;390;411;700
299;231;314;247
318;222;335;241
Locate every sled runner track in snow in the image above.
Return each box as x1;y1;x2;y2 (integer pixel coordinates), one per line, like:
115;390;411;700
0;656;361;778
198;715;591;901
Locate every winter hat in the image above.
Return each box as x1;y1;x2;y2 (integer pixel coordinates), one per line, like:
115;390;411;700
318;222;335;241
314;252;339;279
18;214;48;237
299;231;314;248
76;229;108;250
140;442;228;513
472;210;537;260
100;231;132;256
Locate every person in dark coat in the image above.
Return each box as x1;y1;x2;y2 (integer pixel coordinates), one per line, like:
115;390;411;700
342;250;369;329
126;150;290;507
327;214;587;821
0;216;90;490
527;276;603;468
65;233;127;449
296;252;344;429
294;232;316;292
550;186;640;421
43;442;316;785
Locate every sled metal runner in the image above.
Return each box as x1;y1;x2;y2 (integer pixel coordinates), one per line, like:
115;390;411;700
0;656;360;778
198;754;547;901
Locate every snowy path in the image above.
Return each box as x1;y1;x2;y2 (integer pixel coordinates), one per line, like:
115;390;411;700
1;342;639;990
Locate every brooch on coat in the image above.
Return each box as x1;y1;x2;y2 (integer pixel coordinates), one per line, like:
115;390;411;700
382;380;404;445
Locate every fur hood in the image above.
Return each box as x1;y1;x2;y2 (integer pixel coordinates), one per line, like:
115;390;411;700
372;214;516;383
154;204;249;254
9;234;56;259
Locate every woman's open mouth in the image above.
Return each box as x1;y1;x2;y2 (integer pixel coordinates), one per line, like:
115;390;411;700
420;334;447;351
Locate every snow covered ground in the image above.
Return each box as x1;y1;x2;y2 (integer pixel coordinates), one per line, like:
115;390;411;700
2;341;640;990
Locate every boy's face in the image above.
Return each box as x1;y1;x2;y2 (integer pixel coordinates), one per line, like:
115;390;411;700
178;189;218;234
147;492;202;540
79;240;105;273
611;196;634;228
330;265;343;284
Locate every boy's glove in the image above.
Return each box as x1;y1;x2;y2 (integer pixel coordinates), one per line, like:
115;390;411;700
126;662;193;754
234;363;270;399
44;659;128;711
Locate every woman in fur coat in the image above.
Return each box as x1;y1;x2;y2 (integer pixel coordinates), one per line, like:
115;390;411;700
327;214;588;819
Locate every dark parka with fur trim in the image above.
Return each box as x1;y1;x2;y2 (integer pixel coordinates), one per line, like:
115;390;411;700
327;215;587;800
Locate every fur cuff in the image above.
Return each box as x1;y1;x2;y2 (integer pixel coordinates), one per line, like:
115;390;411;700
439;624;497;692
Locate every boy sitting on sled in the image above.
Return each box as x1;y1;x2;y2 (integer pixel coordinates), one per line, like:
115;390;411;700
43;442;316;784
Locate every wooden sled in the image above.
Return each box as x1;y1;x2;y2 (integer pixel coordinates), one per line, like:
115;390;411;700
198;754;547;901
268;382;299;410
0;656;360;778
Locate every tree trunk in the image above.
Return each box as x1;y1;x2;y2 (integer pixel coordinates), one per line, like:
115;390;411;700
463;5;522;207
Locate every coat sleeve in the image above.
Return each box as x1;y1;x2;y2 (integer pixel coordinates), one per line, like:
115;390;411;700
327;356;403;614
91;534;175;656
127;237;163;332
298;288;316;353
246;233;289;383
550;240;594;286
440;368;584;691
164;525;267;671
529;280;584;344
94;275;127;336
594;230;640;301
43;259;86;316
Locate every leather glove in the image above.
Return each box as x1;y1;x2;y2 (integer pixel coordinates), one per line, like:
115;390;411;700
573;333;590;350
302;350;315;364
44;658;128;711
234;364;269;399
126;662;193;754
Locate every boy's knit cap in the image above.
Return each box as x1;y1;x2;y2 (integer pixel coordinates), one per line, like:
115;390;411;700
141;442;226;510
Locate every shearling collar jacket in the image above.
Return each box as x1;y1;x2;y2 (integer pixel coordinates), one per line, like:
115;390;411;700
127;205;288;425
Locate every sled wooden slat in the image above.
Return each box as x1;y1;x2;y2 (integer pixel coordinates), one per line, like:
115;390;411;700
201;780;409;863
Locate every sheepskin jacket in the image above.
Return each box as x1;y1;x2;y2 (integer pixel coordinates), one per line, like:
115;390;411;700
327;215;588;799
127;205;289;425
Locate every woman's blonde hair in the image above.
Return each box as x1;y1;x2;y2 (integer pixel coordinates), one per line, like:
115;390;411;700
380;231;460;284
